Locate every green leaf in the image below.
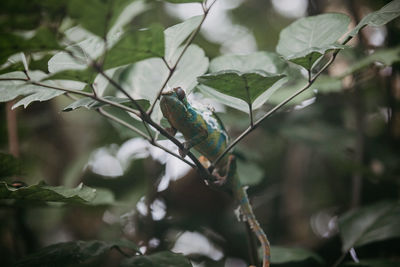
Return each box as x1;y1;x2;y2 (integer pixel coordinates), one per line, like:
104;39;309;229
0;0;68;32
197;70;285;107
286;44;347;70
164;0;203;3
342;259;400;267
168;44;209;93
198;51;287;112
104;24;165;69
63;96;150;112
47;29;103;82
0;62;25;75
102;106;155;139
348;0;400;37
0;71;87;109
340;46;400;77
121;251;192;267
119;44;208;102
268;74;342;106
198;84;250;113
67;0;134;37
11;84;64;109
0;181;115;205
276;13;350;70
237;160;264;186
90;187;117;205
48;2;148;77
46;68;97;83
29;54;54;73
164;15;203;65
0;27;61;65
0;153;21;178
0;71;64;108
339;201;400;252
15;240;139;267
270;246;324;265
209;51;287;74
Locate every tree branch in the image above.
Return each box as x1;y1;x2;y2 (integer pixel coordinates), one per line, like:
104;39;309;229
147;1;216;115
97;108;196;168
89;65;211;179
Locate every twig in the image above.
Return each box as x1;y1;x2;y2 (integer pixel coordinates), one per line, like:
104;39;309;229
97;107;149;139
97;108;195;168
1;79;210;182
88;67;210;178
212;36;352;167
92;64;155;141
0;78;142;118
147;0;217;115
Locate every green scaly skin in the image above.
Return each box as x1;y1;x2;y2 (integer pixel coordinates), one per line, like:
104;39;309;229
160;87;270;267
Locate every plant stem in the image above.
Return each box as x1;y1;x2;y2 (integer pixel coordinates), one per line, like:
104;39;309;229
0;79;210;181
212;43;348;167
89;67;210;178
97;108;195;168
0;78;144;117
97;107;149;139
147;1;216;115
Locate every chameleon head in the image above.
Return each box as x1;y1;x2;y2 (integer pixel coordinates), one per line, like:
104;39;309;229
160;87;190;124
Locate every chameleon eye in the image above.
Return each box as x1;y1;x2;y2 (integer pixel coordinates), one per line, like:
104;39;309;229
174;87;186;101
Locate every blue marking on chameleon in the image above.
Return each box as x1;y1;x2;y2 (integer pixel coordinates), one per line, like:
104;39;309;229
160;89;229;165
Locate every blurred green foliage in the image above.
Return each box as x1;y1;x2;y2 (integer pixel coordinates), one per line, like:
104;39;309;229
1;0;400;266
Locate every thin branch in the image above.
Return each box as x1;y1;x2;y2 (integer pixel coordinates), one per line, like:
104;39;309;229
97;108;196;168
92;63;155;140
152;142;196;168
67;91;195;167
91;63;147;116
147;1;216;115
0;77;210;181
0;78;142;117
207;0;218;10
146;118;211;179
212;44;348;167
98;108;149;139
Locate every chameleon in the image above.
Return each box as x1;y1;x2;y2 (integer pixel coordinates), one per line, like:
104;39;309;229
160;87;270;267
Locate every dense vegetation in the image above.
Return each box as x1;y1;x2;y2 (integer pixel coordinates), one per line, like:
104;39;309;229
1;0;400;266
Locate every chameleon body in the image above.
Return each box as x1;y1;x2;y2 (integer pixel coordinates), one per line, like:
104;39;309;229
160;87;270;267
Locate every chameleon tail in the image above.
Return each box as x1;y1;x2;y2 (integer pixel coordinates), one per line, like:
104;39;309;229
215;155;270;266
234;175;270;267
